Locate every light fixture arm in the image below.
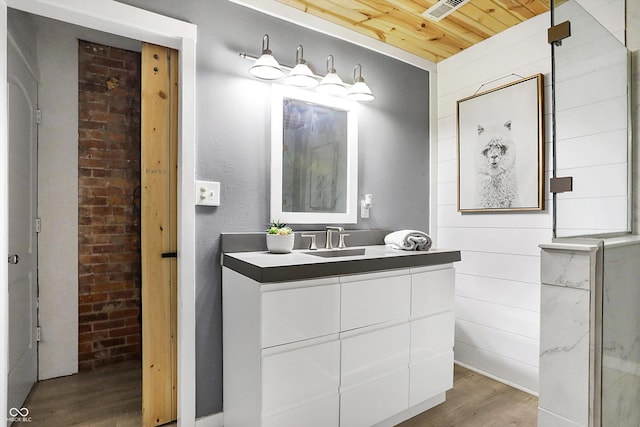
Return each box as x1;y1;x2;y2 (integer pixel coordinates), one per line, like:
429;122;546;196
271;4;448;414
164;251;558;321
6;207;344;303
261;34;272;55
353;63;365;82
326;55;336;73
295;45;306;64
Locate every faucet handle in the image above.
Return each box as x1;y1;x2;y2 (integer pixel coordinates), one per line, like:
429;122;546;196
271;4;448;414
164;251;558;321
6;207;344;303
338;233;350;249
301;234;317;250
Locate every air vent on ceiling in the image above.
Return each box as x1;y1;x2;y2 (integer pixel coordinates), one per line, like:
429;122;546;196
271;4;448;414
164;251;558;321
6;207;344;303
422;0;471;22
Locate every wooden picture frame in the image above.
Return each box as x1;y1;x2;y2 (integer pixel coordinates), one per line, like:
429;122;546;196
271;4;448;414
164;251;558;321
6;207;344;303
457;74;545;212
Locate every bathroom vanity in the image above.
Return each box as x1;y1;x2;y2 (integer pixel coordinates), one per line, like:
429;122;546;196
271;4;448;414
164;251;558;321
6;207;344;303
221;239;460;427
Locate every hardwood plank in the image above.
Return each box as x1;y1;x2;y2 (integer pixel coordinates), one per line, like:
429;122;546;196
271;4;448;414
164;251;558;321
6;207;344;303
355;0;475;51
168;46;179;422
493;0;541;19
276;0;549;62
141;42;178;427
474;0;524;26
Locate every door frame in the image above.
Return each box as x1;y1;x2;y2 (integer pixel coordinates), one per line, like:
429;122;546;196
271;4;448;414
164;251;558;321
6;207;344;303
0;1;198;426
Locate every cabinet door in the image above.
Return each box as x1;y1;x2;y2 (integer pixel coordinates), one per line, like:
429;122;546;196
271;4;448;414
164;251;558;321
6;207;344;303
409;350;453;406
341;270;410;331
341;323;410;388
262;279;340;348
340;368;409;427
411;268;454;318
410;311;454;363
262;339;340;417
263;394;338;427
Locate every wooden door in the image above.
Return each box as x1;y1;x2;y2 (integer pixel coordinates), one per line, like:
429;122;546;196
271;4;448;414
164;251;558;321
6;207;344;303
7;38;39;416
141;43;178;427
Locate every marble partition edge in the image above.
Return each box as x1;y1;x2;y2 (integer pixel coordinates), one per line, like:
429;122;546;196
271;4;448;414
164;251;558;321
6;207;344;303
539;241;603;290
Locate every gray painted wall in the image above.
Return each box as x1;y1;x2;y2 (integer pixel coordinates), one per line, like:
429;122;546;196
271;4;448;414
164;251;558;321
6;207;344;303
120;0;431;417
26;0;430;417
7;9;39;76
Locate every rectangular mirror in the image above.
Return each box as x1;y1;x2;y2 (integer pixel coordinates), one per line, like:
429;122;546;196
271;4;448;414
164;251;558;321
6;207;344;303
270;85;358;224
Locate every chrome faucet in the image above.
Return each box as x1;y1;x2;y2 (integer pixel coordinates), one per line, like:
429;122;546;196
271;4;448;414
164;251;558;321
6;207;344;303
325;226;344;249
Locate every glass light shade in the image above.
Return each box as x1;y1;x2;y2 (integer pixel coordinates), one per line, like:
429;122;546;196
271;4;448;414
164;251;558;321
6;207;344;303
285;63;318;88
249;53;283;80
347;80;374;101
317;72;347;96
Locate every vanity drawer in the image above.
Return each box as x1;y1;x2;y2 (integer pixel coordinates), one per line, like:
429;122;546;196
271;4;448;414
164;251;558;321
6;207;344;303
341;322;410;389
411;267;455;317
261;279;340;348
340;270;410;331
262;394;339;427
262;338;340;417
340;368;409;427
410;311;454;362
409;350;453;406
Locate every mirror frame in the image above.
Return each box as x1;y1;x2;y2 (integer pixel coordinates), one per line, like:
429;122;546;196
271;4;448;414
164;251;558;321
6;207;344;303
270;85;358;224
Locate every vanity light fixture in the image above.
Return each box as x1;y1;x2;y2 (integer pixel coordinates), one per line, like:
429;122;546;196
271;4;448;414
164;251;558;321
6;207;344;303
347;64;375;101
285;45;318;88
316;55;347;96
248;34;283;80
240;40;376;101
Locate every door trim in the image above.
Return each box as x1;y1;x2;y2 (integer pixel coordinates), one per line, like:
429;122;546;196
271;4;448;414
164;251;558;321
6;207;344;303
0;1;198;426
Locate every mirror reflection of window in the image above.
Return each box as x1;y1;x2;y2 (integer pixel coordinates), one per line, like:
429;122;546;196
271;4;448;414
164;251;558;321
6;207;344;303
282;98;348;214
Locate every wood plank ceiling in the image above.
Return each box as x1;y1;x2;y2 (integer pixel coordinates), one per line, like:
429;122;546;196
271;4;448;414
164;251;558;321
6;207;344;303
276;0;550;63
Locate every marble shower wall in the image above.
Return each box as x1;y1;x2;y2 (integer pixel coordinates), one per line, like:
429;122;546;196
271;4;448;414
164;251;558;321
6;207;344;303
539;241;601;426
601;238;640;425
539;236;640;427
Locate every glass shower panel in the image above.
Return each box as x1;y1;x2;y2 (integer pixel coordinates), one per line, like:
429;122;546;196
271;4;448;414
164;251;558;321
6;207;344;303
553;0;630;237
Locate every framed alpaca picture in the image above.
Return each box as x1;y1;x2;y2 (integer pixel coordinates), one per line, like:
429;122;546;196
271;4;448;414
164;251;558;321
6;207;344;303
456;74;545;213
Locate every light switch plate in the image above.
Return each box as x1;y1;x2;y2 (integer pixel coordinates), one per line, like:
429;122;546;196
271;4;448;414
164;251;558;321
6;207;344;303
195;180;220;206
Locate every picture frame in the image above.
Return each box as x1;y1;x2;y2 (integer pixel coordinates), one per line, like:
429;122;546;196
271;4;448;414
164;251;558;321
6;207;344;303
456;74;545;212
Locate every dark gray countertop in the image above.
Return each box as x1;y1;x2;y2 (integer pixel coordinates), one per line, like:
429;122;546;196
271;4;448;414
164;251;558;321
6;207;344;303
222;245;461;283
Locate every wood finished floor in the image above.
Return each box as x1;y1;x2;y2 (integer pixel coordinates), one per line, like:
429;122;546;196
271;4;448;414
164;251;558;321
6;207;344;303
399;364;538;426
22;362;536;426
21;361;176;427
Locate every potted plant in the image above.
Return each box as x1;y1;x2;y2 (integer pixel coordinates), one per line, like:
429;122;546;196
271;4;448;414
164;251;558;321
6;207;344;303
266;220;295;254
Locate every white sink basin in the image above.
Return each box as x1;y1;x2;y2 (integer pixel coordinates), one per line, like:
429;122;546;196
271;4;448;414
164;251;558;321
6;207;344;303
304;248;367;258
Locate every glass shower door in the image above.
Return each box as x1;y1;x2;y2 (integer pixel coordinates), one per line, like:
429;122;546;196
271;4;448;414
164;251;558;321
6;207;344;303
552;0;630;237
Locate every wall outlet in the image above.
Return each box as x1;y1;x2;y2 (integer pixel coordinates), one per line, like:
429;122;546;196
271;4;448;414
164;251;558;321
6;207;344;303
361;200;370;218
195;180;220;206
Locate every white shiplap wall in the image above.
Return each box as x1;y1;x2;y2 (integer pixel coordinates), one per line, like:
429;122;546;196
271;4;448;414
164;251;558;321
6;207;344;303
436;0;627;394
436;12;553;394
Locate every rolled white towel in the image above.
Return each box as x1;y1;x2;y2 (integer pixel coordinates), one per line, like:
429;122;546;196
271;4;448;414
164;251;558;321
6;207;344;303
384;230;432;251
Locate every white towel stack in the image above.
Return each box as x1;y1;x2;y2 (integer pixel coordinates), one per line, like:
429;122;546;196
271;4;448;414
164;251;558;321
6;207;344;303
384;230;432;251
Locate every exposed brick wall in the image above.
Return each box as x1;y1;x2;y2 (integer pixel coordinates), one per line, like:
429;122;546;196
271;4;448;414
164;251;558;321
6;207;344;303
78;40;141;371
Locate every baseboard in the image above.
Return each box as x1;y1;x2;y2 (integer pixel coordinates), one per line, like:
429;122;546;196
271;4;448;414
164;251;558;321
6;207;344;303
195;412;223;427
454;361;539;397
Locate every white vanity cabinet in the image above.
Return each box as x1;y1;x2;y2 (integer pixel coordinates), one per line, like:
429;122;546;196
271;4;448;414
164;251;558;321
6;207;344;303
409;267;455;407
222;263;456;427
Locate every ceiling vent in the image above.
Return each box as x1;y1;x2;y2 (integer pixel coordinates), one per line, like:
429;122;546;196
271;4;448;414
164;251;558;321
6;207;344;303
422;0;471;21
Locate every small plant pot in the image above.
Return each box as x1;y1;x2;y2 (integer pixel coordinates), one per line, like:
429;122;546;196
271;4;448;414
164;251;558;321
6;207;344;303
266;233;295;254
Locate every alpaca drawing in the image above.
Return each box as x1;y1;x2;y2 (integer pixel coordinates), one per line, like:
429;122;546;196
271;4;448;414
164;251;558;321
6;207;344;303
476;120;518;208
